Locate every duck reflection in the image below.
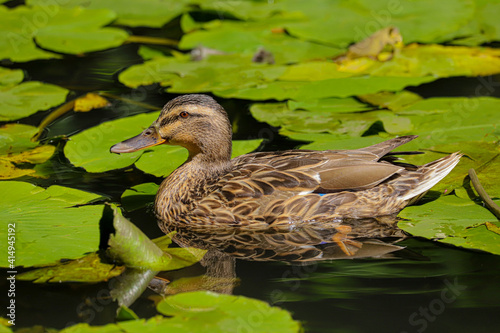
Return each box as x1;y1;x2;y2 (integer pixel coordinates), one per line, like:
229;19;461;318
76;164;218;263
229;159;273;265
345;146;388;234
147;215;407;296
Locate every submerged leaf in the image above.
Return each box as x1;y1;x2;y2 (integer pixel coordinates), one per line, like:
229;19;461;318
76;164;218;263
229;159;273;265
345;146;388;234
0;182;104;267
17;253;125;283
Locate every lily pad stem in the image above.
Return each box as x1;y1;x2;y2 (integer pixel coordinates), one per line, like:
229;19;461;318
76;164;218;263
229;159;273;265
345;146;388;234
468;168;500;220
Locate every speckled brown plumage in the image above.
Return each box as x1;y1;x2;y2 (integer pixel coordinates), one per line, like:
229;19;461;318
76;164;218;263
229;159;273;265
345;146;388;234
110;94;462;233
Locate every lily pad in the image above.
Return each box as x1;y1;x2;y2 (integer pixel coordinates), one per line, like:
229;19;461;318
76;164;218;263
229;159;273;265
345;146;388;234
65;110;262;175
217;76;435;100
29;0;192;28
0;5;128;62
0;81;69;121
179;19;343;64
58;292;300;332
156;291;301;333
399;195;500;255
119;53;287;92
284;0;476;46
0;181;105;267
121;182;159;211
0;67;23;87
402;140;500;196
250;102;412;136
0;124;56;179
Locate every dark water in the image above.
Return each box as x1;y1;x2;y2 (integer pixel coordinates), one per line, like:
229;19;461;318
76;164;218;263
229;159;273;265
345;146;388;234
2;44;500;332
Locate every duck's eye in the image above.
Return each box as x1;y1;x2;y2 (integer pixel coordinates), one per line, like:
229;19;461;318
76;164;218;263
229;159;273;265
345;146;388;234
179;111;189;118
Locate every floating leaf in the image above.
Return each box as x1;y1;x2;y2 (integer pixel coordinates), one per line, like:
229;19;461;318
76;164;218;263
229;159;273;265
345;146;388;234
17;253;125;283
402;141;500;196
0;67;23;87
0;81;69;121
250;102;412;136
358;90;423;111
0;181;104;267
179;19;342;64
29;0;192;28
0;124;56;179
216;76;435;100
0;5;128;62
284;0;476;46
121;182;159;211
58;292;300;332
74;93;110;112
156;291;301;333
119;53;286;92
399;195;500;255
65;110;262;175
64;112;159;172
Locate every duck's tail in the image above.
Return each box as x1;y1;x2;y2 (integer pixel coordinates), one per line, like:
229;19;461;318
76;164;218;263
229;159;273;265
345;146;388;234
400;152;462;204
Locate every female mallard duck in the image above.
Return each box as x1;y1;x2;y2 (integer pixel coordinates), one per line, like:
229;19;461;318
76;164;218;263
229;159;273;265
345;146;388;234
111;94;461;234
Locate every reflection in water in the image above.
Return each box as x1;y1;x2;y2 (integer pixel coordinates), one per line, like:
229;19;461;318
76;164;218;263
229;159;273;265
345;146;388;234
144;215;408;296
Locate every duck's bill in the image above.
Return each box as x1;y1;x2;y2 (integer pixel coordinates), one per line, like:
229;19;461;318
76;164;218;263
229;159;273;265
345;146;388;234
110;126;166;153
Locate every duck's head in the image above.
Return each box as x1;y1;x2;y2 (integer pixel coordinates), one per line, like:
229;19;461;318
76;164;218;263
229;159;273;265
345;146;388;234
110;94;232;162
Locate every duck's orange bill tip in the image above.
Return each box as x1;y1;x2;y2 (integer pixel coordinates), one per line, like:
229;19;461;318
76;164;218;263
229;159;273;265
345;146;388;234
110;129;166;154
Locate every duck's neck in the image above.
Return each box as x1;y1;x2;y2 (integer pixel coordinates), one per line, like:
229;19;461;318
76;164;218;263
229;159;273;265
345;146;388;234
154;153;232;225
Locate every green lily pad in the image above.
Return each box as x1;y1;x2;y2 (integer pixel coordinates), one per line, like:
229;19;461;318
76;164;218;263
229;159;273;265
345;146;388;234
0;124;56;179
0;181;104;268
250;102;412;136
216;76;435;101
0;5;128;62
179;19;342;64
65;110;262;175
29;0;192;28
17;252;125;283
121;182;159;211
0;81;69;121
0;67;23;87
119;53;287;92
156;291;301;333
396;97;500;150
399;195;500;255
284;0;475;46
282;45;500;79
358;90;423;111
58;291;300;332
402;141;500;196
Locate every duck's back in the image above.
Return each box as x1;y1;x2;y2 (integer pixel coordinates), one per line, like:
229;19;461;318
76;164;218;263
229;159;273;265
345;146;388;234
177;135;460;230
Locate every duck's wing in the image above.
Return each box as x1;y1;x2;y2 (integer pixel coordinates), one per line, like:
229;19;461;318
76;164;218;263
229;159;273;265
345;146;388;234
228;135;418;195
